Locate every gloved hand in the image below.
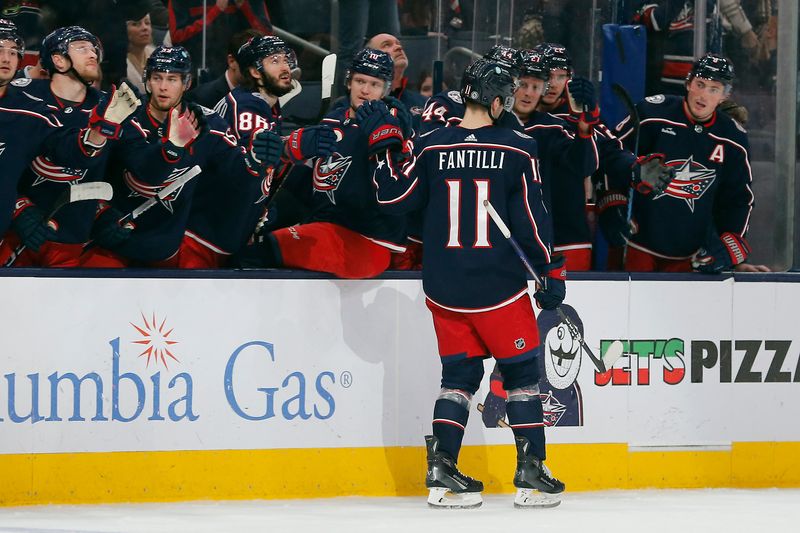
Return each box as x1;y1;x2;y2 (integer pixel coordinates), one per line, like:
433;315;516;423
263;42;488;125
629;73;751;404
633;153;674;195
566;77;599;125
383;96;414;138
356;99;404;156
88;82;141;139
11;198;57;252
692;230;751;274
250;127;284;167
481;366;508;428
534;253;567;310
284;124;337;163
597;191;635;247
91;203;134;249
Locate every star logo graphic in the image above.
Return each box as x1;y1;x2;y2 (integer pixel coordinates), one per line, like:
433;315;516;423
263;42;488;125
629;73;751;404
375;159;385;170
654;156;716;212
131;312;180;369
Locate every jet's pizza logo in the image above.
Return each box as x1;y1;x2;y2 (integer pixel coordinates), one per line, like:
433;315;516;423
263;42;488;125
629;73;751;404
131;312;180;369
655;156;716;211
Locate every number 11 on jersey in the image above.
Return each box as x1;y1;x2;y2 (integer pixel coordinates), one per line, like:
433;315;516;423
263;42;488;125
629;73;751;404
446;179;491;248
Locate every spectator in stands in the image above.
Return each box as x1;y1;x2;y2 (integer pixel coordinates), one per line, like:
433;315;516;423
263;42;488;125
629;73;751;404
126;7;155;93
416;69;433;97
186;27;261;107
167;0;272;79
365;32;427;117
336;0;399;89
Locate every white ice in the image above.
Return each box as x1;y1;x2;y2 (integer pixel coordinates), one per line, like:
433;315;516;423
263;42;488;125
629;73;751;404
0;489;797;533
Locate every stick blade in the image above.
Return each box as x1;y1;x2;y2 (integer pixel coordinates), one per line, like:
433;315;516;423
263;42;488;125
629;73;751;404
69;182;113;203
320;53;337;100
602;340;625;370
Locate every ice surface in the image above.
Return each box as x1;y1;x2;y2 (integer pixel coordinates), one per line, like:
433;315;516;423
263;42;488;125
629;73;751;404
0;489;797;533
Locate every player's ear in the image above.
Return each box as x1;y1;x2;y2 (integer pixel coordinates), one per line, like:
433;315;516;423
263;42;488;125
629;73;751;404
248;65;259;81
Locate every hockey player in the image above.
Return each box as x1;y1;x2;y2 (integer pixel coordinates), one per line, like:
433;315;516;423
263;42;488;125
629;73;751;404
81;45;287;268
189;34;335;267
0;19;123;264
614;53;754;273
2;25;142;267
513;49;599;270
369;59;566;508
236;47;408;278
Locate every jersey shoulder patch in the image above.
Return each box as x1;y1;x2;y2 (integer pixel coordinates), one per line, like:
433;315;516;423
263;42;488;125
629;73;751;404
446;90;463;104
11;78;31;87
645;94;666;104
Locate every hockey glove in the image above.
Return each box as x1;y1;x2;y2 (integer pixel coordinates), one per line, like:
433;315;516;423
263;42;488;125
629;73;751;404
481;365;508;428
250;127;284;167
597;190;635;247
633;153;674;195
356;100;404;157
90;203;135;249
283;124;337;164
11;197;57;252
534;254;567;310
566;77;600;125
383;96;414;138
88;82;141;140
692;231;751;274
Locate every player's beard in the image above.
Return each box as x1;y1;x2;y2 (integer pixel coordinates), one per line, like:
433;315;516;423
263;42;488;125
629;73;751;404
260;71;292;97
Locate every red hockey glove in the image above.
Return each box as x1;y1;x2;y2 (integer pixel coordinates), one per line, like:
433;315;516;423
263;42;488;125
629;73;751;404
88;83;141;140
356;100;404;157
692;231;751;274
632;153;674;195
566;77;600;125
283;124;337;164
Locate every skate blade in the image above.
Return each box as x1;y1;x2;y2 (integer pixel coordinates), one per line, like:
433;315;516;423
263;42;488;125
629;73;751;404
514;488;562;509
427;487;483;509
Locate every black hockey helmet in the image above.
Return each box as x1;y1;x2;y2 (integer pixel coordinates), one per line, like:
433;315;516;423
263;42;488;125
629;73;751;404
41;25;102;74
688;53;734;87
0;18;24;57
483;45;522;77
346;47;394;95
144;46;192;88
533;42;572;75
236;35;292;72
461;59;516;113
518;49;550;81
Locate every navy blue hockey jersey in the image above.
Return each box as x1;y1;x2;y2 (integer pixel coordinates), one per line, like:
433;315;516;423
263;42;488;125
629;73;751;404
615;94;754;257
372;125;554;310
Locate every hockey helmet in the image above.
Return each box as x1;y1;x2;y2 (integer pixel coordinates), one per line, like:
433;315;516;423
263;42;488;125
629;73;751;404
144;45;192;88
41;26;102;74
0;18;24;57
236;35;292;72
533;42;572;75
689;53;734;86
346;47;394;95
518;49;550;81
483;45;522;77
461;59;516;113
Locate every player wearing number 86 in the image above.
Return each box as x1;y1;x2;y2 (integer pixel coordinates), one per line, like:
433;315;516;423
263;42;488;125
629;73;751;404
369;59;566;509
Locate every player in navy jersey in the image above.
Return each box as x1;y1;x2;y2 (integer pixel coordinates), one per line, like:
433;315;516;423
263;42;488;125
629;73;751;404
201;35;335;267
2;25;142;267
236;47;407;278
614;54;754;273
0;19;121;265
369;59;566;508
513;49;599;270
79;45;278;268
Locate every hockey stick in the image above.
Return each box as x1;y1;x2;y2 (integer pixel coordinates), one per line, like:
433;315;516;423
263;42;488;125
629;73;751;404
610;83;641;263
4;182;114;266
483;199;623;373
476;403;511;428
312;53;337;124
117;165;202;225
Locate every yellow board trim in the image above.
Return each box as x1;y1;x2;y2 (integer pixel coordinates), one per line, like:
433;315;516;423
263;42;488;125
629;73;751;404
2;442;799;506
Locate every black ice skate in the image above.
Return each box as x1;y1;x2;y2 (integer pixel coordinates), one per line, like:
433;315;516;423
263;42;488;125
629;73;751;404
424;435;483;509
513;436;565;508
